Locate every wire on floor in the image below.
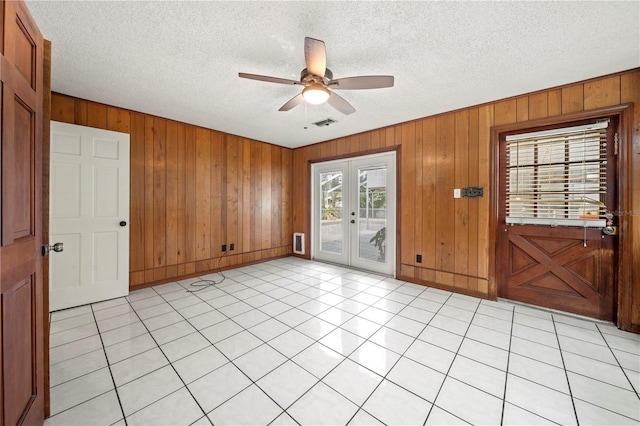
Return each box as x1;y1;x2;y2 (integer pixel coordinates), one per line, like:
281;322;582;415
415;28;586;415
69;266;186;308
186;251;229;292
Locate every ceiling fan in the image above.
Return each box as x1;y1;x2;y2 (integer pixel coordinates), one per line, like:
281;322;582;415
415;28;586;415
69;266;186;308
239;37;394;115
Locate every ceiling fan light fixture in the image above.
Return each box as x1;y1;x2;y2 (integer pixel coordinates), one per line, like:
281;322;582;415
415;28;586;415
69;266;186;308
302;84;330;105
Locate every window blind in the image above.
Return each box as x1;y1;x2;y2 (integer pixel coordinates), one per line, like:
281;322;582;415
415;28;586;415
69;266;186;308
505;121;608;227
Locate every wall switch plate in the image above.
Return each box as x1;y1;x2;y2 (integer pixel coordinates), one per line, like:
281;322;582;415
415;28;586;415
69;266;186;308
222;244;227;252
416;254;422;263
453;188;461;198
230;243;235;251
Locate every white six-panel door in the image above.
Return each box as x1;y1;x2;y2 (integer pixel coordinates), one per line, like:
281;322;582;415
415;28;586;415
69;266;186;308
49;122;130;311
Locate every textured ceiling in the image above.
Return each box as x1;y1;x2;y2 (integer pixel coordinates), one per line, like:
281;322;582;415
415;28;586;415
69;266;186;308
27;1;639;148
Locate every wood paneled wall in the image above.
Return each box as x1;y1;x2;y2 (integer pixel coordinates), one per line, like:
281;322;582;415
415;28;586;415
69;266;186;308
51;93;292;288
292;70;640;330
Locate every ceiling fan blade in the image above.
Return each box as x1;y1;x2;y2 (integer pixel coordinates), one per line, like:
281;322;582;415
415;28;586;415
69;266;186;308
304;37;326;78
327;91;355;115
279;93;304;111
330;75;394;90
239;72;299;85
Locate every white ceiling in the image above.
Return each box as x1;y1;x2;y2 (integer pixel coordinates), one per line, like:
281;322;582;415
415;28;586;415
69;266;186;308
27;1;639;149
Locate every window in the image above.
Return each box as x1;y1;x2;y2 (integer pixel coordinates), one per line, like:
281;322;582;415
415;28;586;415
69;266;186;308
505;121;608;227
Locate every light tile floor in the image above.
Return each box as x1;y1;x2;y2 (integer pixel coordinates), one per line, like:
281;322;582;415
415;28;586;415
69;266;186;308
46;258;640;425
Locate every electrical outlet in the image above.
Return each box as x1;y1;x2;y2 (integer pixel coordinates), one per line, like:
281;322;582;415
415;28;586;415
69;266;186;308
416;254;422;263
222;244;227;252
230;243;235;251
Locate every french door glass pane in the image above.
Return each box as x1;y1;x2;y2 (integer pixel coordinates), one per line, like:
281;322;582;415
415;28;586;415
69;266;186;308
358;167;386;263
320;171;343;254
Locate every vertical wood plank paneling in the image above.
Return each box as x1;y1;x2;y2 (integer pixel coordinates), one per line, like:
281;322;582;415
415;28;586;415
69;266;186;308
281;148;292;246
195;128;211;260
261;144;272;249
435;114;455;273
561;84;584;114
176;123;186;265
477;104;494;289
50;93;74;122
144;117;154;270
516;96;529;122
271;147;283;247
584;75;621;110
75;100;88;126
153;118;166;270
165;121;178;266
210;131;223;258
251;143;263;251
467;108;480;290
242;139;252;252
529;92;548;120
414;120;423;267
185;126;197;263
400;122;416;266
226;135;240;253
129;112;145;272
107;107;130;133
422;118;437;272
548;89;562;117
494;99;517;126
454;110;469;288
87;102;107;128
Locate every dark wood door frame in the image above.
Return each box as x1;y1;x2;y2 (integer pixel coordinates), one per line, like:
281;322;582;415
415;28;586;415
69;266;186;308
489;104;634;330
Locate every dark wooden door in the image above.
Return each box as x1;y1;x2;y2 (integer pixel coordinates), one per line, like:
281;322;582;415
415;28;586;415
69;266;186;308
496;121;618;321
0;0;45;424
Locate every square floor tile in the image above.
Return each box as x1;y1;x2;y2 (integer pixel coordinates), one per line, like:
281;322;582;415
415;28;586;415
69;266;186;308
172;346;228;384
323;359;383;405
50;367;114;416
508;353;569;394
50;349;107;387
188;362;251;413
50;322;99;348
387;356;445;403
349;341;400;376
505;374;577;425
215;330;263;360
502;402;555;425
574;398;640;425
208;384;282;426
425;406;470;425
563;351;633;390
110;347;168;387
126;387;203;426
118;365;183;416
187;310;227;330
249;318;290;341
568;372;640;421
404;340;455;374
428;314;470;336
235;344;287;381
276;308;313;327
448;355;506;398
287;382;359;426
45;390;122;426
398;305;436;323
418;325;464;352
465;324;510;350
435;377;503;425
104;333;157;365
348;409;384;425
200;319;243;344
293;343;344;379
369;326;414;354
295;317;336;340
49;313;96;334
341;317;380;339
320;328;365;357
257;361;317;408
268;329;314;358
50;335;103;365
161;331;211;362
363;380;432;426
457;338;509;371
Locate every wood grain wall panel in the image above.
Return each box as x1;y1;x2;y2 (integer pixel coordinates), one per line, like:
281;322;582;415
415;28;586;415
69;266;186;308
210;131;223;258
548;89;562;117
435;114;455;273
413;120;423;267
195;128;211;261
421;118;437;271
561;84;584;114
271;147;283;248
454;110;469;288
242;139;252;252
51;93;74;122
529;92;549;120
261;143;272;250
130;112;145;272
494;99;517;126
144;116;154;270
476;104;493;293
584;75;621;109
400;122;416;266
165;121;178;266
107;107;130;133
467;108;480;289
250;142;263;251
226;135;240;253
176;123;186;265
153;118;166;268
87;102;107;129
516;96;529;122
184;125;196;264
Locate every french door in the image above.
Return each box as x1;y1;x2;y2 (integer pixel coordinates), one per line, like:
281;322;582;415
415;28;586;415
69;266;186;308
312;152;396;275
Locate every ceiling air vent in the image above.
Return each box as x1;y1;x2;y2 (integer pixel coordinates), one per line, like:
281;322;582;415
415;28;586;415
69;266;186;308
313;118;337;127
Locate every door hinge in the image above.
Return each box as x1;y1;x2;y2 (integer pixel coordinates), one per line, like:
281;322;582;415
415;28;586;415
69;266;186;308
614;132;619;155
